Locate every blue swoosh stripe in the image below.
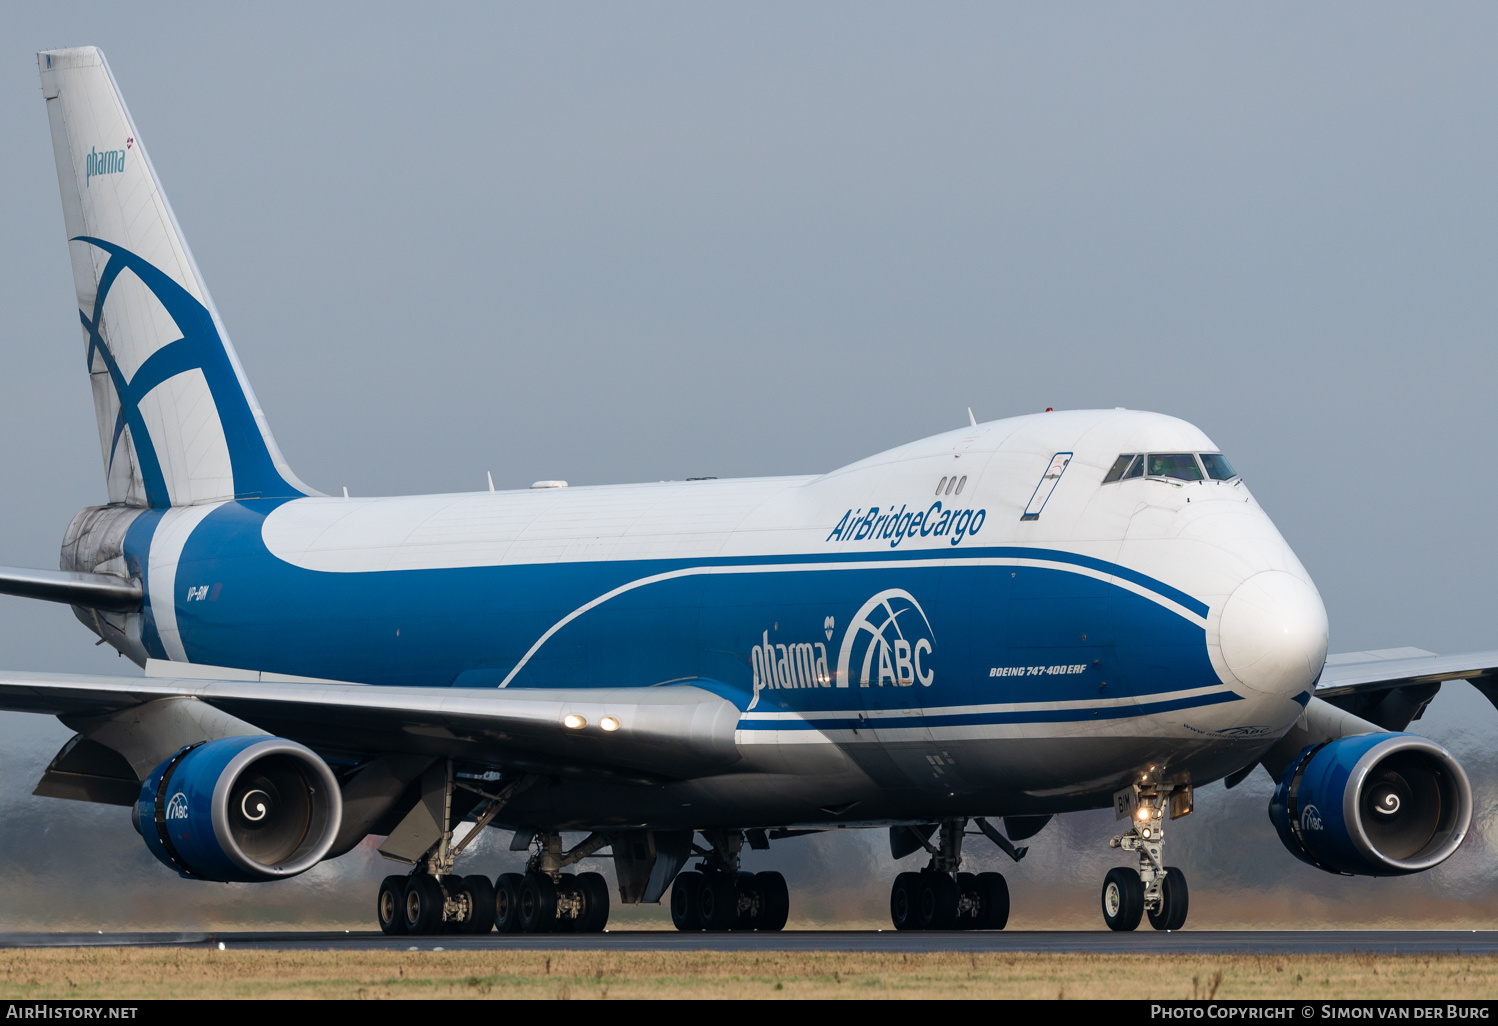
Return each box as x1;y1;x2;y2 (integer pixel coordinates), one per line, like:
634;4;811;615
737;690;1242;731
589;545;1209;620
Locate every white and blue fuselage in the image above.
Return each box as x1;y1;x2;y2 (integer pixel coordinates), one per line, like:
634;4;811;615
70;407;1328;828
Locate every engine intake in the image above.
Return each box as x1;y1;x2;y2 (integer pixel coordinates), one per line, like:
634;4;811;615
135;736;342;882
1269;732;1471;876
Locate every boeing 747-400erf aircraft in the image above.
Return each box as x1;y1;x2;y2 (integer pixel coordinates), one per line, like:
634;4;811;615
4;46;1492;935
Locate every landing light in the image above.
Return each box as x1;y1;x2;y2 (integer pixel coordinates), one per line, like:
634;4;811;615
1136;808;1151;822
600;716;621;732
563;714;586;730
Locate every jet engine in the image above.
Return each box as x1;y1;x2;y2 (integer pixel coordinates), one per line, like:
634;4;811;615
1269;732;1471;876
135;736;342;882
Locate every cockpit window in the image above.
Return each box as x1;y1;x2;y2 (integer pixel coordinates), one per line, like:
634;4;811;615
1102;452;1236;484
1102;454;1135;483
1145;454;1203;481
1199;453;1237;480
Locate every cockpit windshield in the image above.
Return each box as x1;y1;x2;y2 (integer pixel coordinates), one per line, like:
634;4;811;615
1199;453;1237;480
1101;452;1240;484
1145;454;1202;481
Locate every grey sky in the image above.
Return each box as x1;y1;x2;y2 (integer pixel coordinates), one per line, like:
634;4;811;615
0;4;1495;927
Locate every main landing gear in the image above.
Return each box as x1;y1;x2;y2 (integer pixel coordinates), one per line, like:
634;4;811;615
372;765;614;936
670;831;789;932
492;832;612;934
377;831;614;936
888;819;1011;931
1100;783;1190;932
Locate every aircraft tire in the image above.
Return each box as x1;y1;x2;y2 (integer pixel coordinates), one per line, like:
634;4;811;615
451;875;495;934
890;872;922;930
494;873;524;933
733;871;757;930
670;871;703;931
1147;867;1189;932
576;871;611;932
552;875;581;933
956;872;978;930
699;873;738;931
1101;867;1144;932
403;875;444;935
976;872;1010;930
519;871;557;933
753;871;789;932
917;871;959;930
377;876;407;936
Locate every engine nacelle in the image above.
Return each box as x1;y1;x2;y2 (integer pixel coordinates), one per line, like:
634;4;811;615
135;736;342;882
1269;732;1471;876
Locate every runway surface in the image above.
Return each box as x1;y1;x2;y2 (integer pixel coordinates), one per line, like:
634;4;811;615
2;931;1497;954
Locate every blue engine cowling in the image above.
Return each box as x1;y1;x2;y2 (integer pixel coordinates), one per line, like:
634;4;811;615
135;736;343;882
1269;732;1471;876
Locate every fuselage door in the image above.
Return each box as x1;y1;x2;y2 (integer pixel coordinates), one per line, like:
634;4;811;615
1021;452;1073;521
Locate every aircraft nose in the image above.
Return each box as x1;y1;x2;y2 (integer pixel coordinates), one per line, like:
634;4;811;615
1216;570;1328;696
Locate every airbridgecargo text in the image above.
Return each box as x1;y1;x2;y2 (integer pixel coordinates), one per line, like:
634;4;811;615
826;501;985;548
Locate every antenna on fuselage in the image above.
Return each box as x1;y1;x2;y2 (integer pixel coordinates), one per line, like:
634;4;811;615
487;471;495;493
967;407;977;427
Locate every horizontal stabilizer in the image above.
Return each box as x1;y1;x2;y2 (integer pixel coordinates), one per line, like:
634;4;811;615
0;566;140;612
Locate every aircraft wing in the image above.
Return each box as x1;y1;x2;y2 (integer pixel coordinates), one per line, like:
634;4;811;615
1313;646;1498;732
1317;646;1498;695
0;666;743;784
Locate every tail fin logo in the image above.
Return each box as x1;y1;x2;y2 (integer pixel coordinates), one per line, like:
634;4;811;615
73;237;303;507
85;145;126;187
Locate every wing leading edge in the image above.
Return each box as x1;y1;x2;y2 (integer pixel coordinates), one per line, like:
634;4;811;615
1315;646;1498;732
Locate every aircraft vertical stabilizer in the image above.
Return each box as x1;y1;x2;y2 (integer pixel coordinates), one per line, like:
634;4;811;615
38;47;311;508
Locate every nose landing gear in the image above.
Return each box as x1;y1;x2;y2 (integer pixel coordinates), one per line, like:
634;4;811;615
1101;784;1191;931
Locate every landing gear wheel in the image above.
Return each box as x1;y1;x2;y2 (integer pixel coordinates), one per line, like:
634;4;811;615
670;871;703;932
733;872;757;931
890;872;922;931
519;872;557;934
403;875;443;935
753;871;789;932
699;874;738;931
975;872;1010;930
955;872;978;930
552;876;580;933
1101;866;1144;932
1147;866;1189;931
377;876;407;935
576;871;611;933
917;871;959;930
494;873;523;934
452;875;495;934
